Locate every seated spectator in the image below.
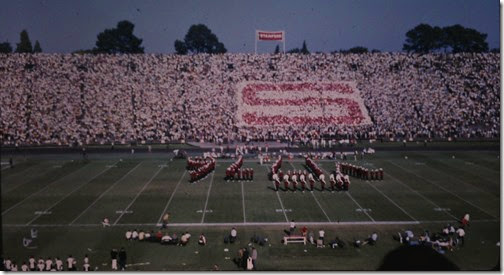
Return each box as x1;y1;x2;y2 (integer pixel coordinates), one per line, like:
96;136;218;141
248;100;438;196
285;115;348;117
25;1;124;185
102;217;110;227
179;232;191;246
125;230;132;240
329;236;345;248
364;232;378;246
161;234;174;245
198;233;207;246
132;229;139;240
155;230;163;242
230;227;238;243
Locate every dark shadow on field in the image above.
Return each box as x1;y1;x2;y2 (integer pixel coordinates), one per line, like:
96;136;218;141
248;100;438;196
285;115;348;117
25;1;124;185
377;245;459;271
266;186;276;191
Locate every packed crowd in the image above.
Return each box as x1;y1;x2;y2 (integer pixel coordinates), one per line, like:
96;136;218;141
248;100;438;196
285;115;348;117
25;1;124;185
0;53;499;146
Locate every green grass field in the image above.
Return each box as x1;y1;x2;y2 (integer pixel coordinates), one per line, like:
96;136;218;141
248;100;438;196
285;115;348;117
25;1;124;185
1;150;500;271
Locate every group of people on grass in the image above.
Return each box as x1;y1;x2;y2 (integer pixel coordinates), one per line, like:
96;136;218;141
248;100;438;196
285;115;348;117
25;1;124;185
2;253;98;272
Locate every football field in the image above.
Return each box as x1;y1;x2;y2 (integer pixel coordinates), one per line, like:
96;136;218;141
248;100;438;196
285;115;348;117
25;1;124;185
1;150;500;270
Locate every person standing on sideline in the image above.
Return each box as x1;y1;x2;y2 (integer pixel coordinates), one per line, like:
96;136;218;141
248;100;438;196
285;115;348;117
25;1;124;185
461;213;470;227
162;212;170;229
251;247;258;270
289;220;296;235
110;249;118;270
118;247;127;271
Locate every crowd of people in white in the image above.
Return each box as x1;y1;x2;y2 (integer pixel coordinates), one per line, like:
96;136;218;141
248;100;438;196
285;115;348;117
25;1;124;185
0;52;499;146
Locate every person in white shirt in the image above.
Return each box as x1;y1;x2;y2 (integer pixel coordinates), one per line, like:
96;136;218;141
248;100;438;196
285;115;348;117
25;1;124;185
4;258;12;271
179;232;191;246
138;230;145;241
318;229;325;243
10;262;18;272
37;259;45;271
198;233;207;246
125;230;132;240
132;229;139;240
161;234;173;245
28;256;36;271
456;227;465;246
45;257;53;271
289;220;296;235
55;257;63;271
21;262;29;272
102;217;110;227
66;255;75;271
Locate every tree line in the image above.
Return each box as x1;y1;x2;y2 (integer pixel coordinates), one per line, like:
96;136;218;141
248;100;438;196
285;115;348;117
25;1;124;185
0;21;498;54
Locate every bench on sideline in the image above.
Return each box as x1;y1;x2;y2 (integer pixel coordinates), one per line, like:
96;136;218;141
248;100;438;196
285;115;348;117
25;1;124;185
283;235;306;245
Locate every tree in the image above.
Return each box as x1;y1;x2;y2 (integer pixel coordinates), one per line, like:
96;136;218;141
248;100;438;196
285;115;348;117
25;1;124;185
403;23;489;53
33;40;42;53
274;45;280;54
94;20;144;54
174;40;188;55
403;24;443;53
287;48;301;54
175;24;226;54
15;30;33;53
0;42;12;53
346;46;368;53
442;24;488;53
301;40;309;54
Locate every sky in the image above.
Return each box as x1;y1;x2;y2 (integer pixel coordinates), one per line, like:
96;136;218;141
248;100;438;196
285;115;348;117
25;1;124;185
0;0;500;53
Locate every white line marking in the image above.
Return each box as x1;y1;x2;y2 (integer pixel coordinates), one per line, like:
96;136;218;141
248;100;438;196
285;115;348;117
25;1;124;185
200;171;215;223
382;168;458;220
421;159;498;199
69;162;143;225
2;163;90;216
389;160;497;219
263;166;289;222
241;181;246;223
4;219;499;228
365;181;418;222
288;161;331;222
114;166;164;225
26;162;118;225
318;165;375;222
3;161;73;194
156;170;187;225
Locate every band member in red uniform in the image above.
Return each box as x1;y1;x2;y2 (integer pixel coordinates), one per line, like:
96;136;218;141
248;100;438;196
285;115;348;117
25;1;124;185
319;173;326;191
291;172;298;192
336;173;343;190
243;168;249;181
250;168;254;181
378;168;384;180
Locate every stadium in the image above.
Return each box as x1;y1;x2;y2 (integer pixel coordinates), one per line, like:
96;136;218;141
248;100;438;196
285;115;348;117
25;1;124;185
0;0;500;272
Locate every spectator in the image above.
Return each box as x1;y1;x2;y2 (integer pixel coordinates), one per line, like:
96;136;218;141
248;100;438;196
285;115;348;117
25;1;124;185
118;247;127;271
198;233;207;246
179;232;191;246
110;249;118;271
230;227;238;243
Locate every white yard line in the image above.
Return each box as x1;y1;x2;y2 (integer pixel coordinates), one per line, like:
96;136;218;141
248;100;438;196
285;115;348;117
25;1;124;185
287;161;331;222
241;181;246;223
263;166;289;222
318;165;375;222
423;160;498;200
200;172;215;223
113;166;164;225
365;181;418;222
69;162;143;225
156;170;187;225
389;160;497;219
383;169;459;220
25;162;118;226
2;164;90;216
5;219;499;228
